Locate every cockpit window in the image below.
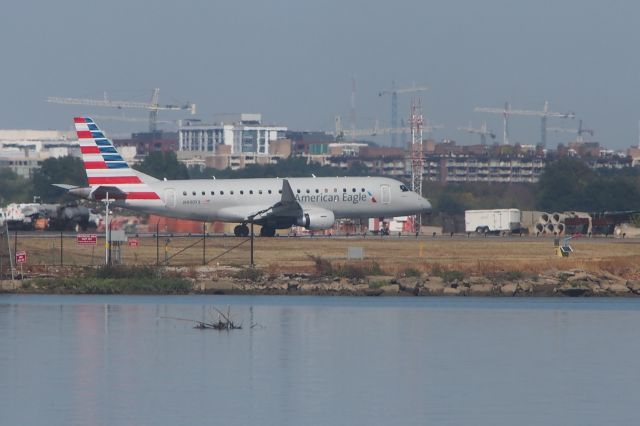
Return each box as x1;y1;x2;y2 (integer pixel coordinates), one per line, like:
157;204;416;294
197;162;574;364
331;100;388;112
400;185;410;192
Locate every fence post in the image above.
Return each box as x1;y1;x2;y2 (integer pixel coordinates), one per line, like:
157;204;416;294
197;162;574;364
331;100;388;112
156;222;159;267
60;231;63;266
202;222;206;266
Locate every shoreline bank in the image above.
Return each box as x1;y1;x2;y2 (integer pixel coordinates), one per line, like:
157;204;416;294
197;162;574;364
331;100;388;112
2;267;639;297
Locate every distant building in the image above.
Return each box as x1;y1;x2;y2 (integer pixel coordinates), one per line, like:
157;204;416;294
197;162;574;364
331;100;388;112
0;155;43;178
114;131;178;157
176;114;288;170
0;130;78;177
178;114;287;155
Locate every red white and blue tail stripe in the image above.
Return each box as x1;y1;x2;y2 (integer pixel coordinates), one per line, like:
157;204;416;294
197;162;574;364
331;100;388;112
74;117;163;205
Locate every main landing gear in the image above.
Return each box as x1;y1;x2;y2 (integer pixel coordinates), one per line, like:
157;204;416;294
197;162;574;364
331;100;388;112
233;224;250;237
259;226;276;237
234;224;277;237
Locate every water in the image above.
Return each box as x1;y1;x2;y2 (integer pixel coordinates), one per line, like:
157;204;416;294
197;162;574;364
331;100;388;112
1;295;639;426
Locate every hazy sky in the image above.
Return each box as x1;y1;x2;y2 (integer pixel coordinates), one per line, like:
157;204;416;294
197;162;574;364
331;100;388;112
1;0;639;149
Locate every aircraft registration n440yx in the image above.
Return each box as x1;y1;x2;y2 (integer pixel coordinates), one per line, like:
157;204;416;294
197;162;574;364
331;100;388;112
57;117;431;237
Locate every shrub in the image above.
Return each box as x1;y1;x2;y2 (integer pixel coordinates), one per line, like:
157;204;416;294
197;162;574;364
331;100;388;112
95;265;158;280
335;261;384;279
308;254;334;276
430;265;465;283
403;267;422;277
369;280;387;289
29;276;192;294
233;267;264;281
488;270;525;283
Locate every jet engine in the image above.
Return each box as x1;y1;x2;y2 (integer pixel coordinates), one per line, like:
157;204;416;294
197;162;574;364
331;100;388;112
295;207;335;230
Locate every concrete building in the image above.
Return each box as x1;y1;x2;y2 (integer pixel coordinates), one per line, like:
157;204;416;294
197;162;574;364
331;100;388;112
178;114;287;155
0;130;78;177
114;131;178;157
425;155;546;183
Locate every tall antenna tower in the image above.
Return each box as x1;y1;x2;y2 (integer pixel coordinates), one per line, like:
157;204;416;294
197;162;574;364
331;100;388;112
410;97;424;232
350;77;357;137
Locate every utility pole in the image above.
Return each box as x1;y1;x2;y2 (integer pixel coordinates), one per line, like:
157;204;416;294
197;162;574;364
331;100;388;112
5;222;14;280
103;193;114;266
249;218;255;268
202;222;206;266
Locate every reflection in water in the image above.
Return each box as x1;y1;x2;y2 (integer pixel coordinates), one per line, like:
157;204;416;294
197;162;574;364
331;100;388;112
0;296;639;426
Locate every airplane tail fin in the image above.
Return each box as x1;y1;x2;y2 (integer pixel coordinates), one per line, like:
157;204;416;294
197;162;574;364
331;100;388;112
73;117;163;204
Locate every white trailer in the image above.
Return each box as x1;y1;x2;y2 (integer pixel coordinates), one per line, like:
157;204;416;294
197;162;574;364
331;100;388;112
465;209;522;234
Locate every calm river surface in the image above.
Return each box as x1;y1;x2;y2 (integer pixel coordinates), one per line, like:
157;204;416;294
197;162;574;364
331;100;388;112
1;295;639;426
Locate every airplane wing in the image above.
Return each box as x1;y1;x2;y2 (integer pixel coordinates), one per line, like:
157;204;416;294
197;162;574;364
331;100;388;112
217;179;303;223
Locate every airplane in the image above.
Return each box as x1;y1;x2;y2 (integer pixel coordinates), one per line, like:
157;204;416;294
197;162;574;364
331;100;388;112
58;117;431;237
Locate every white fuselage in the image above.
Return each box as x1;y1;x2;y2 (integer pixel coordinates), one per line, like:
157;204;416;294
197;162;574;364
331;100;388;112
115;176;430;223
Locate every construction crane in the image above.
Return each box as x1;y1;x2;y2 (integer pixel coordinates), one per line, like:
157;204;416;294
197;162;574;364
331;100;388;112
47;88;196;132
548;120;594;143
474;102;511;145
458;121;496;145
475;101;574;147
90;114;173;125
334;116;443;141
379;82;428;147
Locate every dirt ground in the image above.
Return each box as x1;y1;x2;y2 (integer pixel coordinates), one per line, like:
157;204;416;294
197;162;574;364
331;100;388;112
7;233;640;278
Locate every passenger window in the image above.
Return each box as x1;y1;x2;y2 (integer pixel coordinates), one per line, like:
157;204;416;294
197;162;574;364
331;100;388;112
250;190;253;194
278;189;282;194
334;188;337;193
315;189;319;193
352;188;356;192
324;188;328;193
192;191;196;196
211;191;214;196
306;189;310;194
343;188;346;193
183;191;187;196
268;190;272;194
240;190;244;195
259;190;263;195
201;191;205;196
230;190;234;195
220;191;224;195
361;188;365;192
297;189;301;194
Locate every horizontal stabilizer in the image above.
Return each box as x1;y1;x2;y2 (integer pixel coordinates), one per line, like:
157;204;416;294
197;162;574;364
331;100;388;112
91;185;128;200
52;184;79;191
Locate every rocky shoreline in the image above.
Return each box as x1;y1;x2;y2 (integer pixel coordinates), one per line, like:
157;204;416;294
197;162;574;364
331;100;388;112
2;266;639;297
192;267;640;297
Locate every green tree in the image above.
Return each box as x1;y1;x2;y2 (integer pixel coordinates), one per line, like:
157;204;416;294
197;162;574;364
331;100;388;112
536;158;640;211
423;181;536;216
188;156;371;180
31;156;87;202
536;158;594;211
134;152;189;180
0;168;32;205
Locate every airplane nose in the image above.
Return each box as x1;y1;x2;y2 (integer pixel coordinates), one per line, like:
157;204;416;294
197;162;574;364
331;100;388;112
421;198;432;212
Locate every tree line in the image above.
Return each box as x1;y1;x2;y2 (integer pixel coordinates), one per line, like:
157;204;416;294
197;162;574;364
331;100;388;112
2;154;639;214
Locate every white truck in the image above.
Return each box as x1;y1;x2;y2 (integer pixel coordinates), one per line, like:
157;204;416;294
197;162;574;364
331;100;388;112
465;209;522;234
